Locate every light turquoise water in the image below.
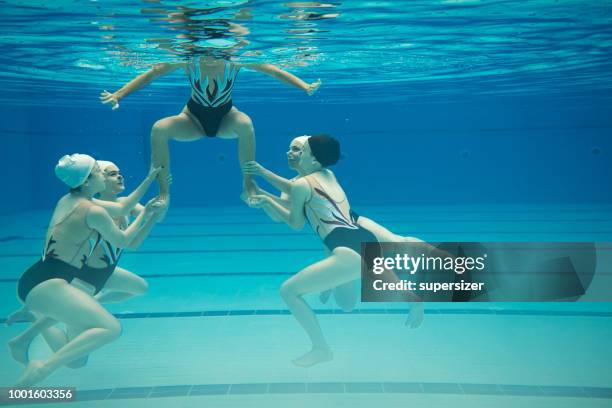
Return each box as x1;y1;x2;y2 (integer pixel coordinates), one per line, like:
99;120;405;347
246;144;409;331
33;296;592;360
1;204;611;407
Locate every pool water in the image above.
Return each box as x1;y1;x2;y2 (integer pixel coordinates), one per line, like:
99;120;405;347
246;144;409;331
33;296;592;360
1;204;611;407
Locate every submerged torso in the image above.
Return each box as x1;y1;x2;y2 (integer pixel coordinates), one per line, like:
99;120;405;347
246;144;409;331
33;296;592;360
85;213;126;270
186;57;240;107
43;195;99;268
303;170;359;240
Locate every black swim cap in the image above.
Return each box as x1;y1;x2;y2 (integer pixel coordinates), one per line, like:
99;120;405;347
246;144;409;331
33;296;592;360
308;134;341;167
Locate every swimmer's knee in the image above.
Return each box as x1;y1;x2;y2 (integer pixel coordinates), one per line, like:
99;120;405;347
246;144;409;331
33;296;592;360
151;120;172;140
103;318;122;340
279;281;297;300
136;278;149;295
129;277;148;296
66;356;89;369
235;115;254;136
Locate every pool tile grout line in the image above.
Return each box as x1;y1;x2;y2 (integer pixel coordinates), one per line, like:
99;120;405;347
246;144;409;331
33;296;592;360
2;308;611;325
63;382;612;402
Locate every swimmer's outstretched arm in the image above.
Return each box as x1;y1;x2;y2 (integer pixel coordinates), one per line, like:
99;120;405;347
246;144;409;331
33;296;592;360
243;161;293;194
100;62;185;110
87;198;161;248
258;189;291;208
249;178;309;230
249;184;291;223
128;203;145;218
243;64;321;95
93;167;161;218
125;200;168;249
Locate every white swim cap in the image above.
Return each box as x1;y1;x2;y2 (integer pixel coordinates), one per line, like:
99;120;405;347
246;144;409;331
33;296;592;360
97;160;117;172
293;136;310;146
54;153;96;188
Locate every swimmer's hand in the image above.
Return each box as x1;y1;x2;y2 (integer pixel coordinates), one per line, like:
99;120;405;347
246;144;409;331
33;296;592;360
240;181;261;204
307;79;321;96
242;161;266;176
100;90;121;110
152;198;169;218
147;166;163;180
246;195;269;209
144;197;168;219
144;197;161;214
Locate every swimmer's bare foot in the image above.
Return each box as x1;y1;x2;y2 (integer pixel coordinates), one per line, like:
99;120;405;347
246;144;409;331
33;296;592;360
292;347;333;368
15;360;48;387
8;336;31;365
6;308;36;326
405;302;424;329
319;290;332;304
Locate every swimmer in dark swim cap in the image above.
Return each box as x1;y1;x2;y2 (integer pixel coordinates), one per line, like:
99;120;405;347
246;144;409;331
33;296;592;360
243;135;438;368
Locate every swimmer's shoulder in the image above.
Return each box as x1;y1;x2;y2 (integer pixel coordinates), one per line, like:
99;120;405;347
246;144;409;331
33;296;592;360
152;61;187;75
291;177;311;193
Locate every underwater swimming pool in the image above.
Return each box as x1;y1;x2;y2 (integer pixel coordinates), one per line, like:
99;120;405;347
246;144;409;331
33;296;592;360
2;204;612;407
1;0;612;407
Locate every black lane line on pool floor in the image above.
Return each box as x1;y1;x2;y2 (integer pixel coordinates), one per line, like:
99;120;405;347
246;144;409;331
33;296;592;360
0;271;295;283
4;240;612;258
1;382;610;404
2;308;611;324
5;224;612;242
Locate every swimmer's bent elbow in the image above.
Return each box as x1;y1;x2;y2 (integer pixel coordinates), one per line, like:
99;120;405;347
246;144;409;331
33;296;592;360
103;230;132;249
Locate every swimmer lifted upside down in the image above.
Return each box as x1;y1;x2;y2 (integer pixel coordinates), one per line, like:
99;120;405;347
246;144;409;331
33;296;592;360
9;154;166;386
8;160;167;370
243;135;435;367
100;55;321;201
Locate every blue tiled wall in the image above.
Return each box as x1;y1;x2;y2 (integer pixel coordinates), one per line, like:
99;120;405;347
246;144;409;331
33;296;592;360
2;92;611;212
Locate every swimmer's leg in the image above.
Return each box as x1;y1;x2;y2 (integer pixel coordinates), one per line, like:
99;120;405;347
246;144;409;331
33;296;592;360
318;248;333;305
280;247;361;367
25;321;89;369
150;112;204;200
357;215;445;257
8;317;56;365
10;320;104;370
6;306;36;326
15;279;121;386
356;216;405;242
217;108;256;197
54;268;148;368
333;280;359;312
95;267;148;304
63;325;89;369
